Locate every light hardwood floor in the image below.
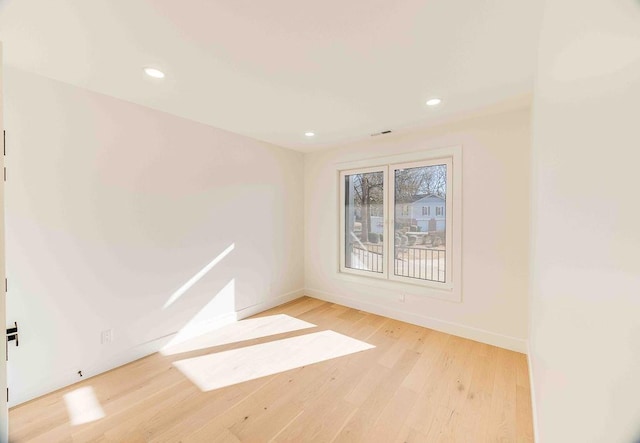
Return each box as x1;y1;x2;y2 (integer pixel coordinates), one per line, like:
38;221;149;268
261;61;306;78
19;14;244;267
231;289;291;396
9;297;534;442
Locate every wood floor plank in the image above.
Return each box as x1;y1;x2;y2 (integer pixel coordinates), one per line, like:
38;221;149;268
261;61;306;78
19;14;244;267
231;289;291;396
401;329;449;393
515;353;534;442
401;334;456;436
334;348;422;442
8;296;533;442
487;348;518;442
364;386;417;442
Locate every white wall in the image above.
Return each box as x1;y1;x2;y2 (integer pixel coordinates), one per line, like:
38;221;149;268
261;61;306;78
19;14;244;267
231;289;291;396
529;1;640;441
305;108;531;352
4;68;304;406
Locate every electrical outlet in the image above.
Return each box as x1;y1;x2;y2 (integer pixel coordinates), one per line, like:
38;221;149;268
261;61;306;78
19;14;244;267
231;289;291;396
101;329;113;344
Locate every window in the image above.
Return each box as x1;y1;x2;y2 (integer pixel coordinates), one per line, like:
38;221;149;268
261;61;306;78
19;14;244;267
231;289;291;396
392;160;450;284
341;168;386;275
340;155;455;290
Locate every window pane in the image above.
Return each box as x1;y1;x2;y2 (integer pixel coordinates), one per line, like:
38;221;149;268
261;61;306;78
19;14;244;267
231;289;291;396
394;164;446;282
344;171;384;273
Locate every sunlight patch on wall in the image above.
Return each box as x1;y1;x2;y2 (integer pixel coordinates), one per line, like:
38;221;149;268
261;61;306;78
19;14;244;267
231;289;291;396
163;243;235;309
162;314;316;355
63;386;105;426
173;330;375;392
165;278;237;350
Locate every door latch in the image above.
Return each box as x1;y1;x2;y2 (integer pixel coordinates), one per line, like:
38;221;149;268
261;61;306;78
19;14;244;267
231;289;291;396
6;322;18;346
6;322;18;360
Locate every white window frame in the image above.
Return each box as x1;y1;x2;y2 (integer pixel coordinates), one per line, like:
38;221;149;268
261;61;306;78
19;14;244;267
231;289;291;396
339;166;389;280
336;146;462;302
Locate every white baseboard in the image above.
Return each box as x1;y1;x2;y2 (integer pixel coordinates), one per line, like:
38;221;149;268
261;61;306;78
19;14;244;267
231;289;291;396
527;341;539;442
235;288;306;320
305;287;527;353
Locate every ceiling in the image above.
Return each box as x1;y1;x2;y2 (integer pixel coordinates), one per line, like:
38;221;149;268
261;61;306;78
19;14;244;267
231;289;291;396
0;0;541;152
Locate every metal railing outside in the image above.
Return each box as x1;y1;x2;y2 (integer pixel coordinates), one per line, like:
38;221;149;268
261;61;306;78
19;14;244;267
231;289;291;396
347;243;446;283
348;243;383;273
394;247;446;283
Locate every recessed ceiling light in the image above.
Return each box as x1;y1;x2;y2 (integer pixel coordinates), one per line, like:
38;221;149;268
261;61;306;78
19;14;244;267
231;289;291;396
305;132;315;137
144;67;165;79
426;98;442;107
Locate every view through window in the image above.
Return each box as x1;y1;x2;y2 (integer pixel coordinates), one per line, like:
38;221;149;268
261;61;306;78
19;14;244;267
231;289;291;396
393;163;447;283
343;170;385;274
341;158;452;287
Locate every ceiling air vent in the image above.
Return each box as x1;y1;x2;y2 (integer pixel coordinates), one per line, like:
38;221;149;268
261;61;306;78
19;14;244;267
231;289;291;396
371;130;392;137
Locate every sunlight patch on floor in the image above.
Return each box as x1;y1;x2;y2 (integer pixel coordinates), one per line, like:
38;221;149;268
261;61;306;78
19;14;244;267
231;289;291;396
62;386;105;426
173;330;375;391
162;314;316;355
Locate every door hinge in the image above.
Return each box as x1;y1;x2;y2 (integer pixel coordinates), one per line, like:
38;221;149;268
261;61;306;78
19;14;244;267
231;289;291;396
4;278;7;293
6;388;8;403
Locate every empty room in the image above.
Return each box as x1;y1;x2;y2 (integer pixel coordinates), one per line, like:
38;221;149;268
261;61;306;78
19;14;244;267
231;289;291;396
0;0;639;442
